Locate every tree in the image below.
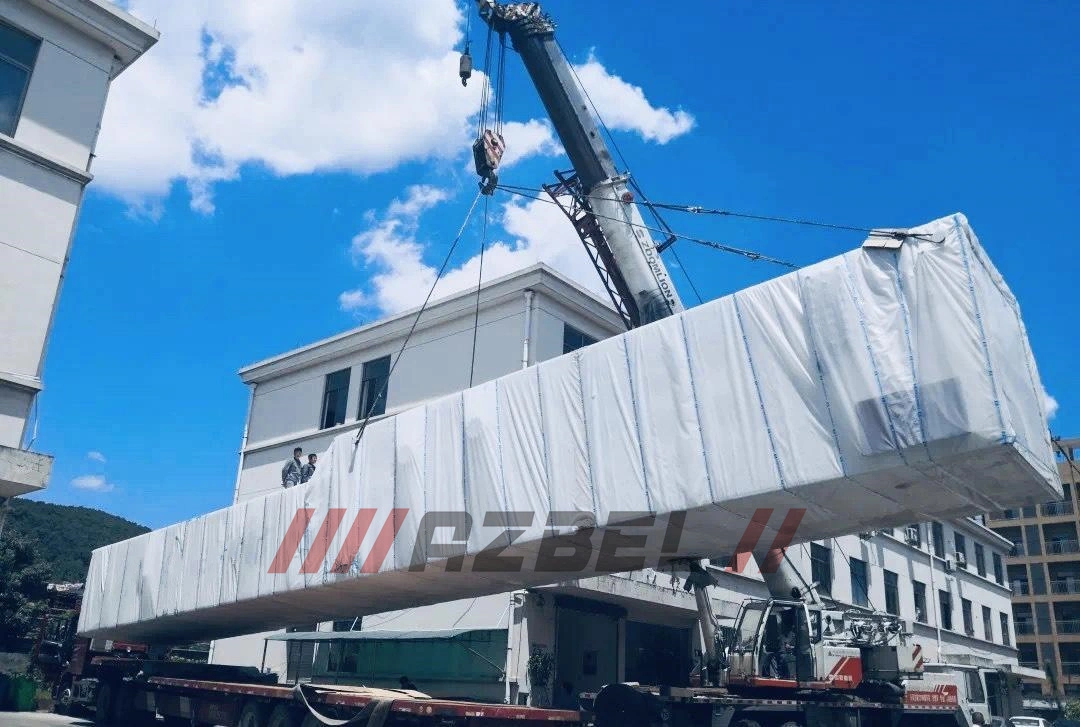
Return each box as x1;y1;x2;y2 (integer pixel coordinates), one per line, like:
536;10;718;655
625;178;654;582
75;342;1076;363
1064;699;1080;721
0;532;51;650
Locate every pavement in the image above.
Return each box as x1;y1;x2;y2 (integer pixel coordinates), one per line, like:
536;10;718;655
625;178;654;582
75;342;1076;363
0;713;91;727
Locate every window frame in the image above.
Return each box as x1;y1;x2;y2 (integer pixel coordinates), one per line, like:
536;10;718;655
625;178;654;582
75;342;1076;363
974;542;986;577
810;542;832;596
357;354;391;419
562;324;598;355
939;590;953;631
883;569;899;616
849;557;869;608
931;522;945;558
993;552;1004;584
0;19;42;137
913;580;927;624
320;367;352;430
1000;612;1010;646
982;605;993;641
961;598;974;636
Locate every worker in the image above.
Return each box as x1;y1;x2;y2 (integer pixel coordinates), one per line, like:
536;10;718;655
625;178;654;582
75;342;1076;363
399;675;418;691
300;453;318;484
281;447;303;488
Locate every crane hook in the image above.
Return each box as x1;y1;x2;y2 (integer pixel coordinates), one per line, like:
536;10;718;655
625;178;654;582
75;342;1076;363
459;44;473;87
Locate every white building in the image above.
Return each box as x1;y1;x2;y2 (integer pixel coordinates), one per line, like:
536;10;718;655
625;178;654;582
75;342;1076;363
211;264;1022;701
0;0;157;500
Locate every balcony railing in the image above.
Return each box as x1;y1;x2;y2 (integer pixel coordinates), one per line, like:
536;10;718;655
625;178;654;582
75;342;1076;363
998;509;1022;520
1062;662;1080;676
1044;501;1076;517
1048;539;1080;555
1012;581;1031;595
1015;621;1035;634
1010;542;1027;556
1051;580;1080;595
1058;620;1080;634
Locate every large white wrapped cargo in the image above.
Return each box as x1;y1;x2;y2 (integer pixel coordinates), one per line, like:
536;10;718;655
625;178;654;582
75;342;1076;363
78;214;1060;643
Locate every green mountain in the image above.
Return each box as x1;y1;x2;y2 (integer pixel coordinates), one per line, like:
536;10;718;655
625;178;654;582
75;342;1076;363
3;499;149;582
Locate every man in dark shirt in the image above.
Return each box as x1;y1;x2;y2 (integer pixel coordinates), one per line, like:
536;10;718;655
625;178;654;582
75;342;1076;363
301;453;318;484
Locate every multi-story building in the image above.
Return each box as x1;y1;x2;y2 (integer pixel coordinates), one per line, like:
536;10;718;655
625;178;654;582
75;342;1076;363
988;436;1080;703
210;264;1025;701
0;0;157;503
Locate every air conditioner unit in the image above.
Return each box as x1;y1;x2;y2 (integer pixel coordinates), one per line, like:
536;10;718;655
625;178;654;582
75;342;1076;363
904;527;920;546
944;556;956;573
955;551;967;567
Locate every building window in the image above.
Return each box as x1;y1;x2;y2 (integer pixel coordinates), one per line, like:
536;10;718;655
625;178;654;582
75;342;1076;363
962;598;974;636
974;543;986;577
0;21;40;137
357;355;390;418
939;590;953;631
321;368;351;429
993;552;1004;584
811;543;832;596
884;570;899;616
1025;524;1042;556
563;324;597;354
905;524;922;548
954;531;967;566
983;605;993;641
932;522;945;558
850;558;869;608
1030;563;1047;596
1000;612;1011;646
913;581;927;623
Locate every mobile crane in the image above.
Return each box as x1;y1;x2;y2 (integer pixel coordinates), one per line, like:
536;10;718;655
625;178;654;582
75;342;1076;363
473;3;1025;726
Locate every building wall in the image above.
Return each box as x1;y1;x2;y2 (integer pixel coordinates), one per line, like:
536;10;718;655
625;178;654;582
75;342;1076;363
988;436;1080;699
233;280;622;503
768;523;1018;666
0;0;155;484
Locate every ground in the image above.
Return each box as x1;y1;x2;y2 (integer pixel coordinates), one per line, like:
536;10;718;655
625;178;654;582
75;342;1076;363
0;713;90;726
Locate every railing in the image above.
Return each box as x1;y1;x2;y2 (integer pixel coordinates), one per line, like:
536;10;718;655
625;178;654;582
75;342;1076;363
1015;622;1035;634
1012;581;1031;594
1048;539;1080;555
1010;542;1027;556
1044;501;1076;517
1061;662;1080;676
1051;580;1080;594
997;509;1022;520
1057;619;1080;634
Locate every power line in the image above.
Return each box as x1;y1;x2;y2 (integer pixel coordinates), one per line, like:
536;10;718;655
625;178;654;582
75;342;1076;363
556;38;630;174
495;184;800;269
354;190;485;446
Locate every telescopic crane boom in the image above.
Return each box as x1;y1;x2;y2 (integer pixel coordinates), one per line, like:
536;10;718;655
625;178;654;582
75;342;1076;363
474;0;820;678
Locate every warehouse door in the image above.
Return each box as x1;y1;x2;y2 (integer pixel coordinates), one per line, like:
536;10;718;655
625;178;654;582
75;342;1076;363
625;621;691;687
555;606;618;695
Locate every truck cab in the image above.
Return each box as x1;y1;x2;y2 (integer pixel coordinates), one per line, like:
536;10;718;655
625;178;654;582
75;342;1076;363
919;663;1023;726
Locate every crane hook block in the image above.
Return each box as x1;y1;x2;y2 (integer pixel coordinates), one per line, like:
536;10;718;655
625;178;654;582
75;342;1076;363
473;129;505;195
459;50;473;87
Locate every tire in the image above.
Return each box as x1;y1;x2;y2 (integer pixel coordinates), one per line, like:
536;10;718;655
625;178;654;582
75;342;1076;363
268;703;304;727
239;700;271;727
732;720;762;727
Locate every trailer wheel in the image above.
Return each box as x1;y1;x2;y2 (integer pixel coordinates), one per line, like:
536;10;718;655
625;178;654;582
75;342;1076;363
267;703;303;727
238;700;270;727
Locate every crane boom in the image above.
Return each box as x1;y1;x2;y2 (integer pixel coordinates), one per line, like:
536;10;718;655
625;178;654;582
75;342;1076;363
476;1;683;326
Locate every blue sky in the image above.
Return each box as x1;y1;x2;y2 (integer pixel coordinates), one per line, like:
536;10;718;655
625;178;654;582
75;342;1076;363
29;0;1078;528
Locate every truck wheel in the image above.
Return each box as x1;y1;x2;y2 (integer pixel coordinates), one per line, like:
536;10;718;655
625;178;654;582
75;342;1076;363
732;720;762;727
238;700;270;727
267;704;303;727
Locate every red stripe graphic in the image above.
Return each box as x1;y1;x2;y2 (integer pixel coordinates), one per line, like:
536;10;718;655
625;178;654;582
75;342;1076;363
300;508;348;574
331;509;378;574
360;509;410;574
728;509;772;571
759;508;807;574
268;508;315;574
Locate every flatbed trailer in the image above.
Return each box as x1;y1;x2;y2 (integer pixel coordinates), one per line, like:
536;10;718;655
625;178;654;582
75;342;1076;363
83;657;582;727
583;683;969;727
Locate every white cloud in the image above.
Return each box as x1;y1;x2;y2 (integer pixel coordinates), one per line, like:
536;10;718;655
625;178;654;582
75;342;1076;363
93;3;691;213
571;52;695;144
95;0;482;212
86;451;107;463
343;186;607;316
71;475;115;493
1045;388;1059;420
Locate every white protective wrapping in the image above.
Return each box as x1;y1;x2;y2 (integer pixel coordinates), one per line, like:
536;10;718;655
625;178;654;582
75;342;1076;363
78;214;1061;643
